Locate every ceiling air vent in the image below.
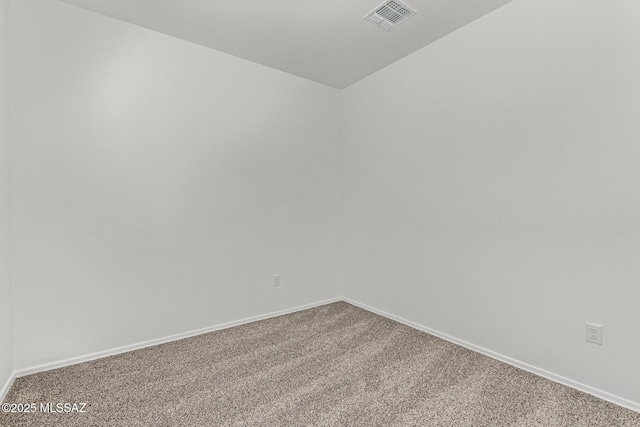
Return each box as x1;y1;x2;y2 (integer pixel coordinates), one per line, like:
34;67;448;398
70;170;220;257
364;0;417;32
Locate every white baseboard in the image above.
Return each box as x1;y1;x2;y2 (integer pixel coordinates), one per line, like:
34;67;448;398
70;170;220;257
0;371;16;403
15;297;341;378
10;296;639;414
342;297;640;414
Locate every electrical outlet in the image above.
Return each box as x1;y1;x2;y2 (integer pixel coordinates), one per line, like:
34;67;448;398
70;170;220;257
586;323;602;345
273;274;280;287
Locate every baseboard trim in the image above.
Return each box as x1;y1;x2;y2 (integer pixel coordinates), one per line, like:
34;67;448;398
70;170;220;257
342;297;640;414
12;296;639;414
0;371;16;403
15;297;341;379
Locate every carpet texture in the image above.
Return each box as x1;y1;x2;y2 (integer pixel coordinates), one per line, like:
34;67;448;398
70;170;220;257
2;302;639;426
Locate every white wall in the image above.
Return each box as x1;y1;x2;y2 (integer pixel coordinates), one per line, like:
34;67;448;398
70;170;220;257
6;0;640;409
0;0;12;397
9;0;342;370
342;0;640;405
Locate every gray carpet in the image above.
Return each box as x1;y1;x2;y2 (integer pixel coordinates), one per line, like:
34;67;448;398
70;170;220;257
2;302;639;426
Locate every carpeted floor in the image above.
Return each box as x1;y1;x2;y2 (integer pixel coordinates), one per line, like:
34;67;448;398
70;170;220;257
2;302;639;426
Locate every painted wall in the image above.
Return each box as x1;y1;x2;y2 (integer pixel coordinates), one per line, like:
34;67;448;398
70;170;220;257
0;0;12;396
342;0;640;405
9;0;342;370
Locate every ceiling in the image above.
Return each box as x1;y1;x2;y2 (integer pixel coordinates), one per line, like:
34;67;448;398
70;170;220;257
58;0;513;89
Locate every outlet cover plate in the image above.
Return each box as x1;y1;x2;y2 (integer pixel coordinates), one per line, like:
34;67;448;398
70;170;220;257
586;323;602;345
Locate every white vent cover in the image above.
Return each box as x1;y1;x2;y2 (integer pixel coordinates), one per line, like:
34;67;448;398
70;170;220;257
364;0;417;32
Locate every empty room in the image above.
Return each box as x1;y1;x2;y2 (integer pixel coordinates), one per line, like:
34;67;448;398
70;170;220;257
1;0;639;425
